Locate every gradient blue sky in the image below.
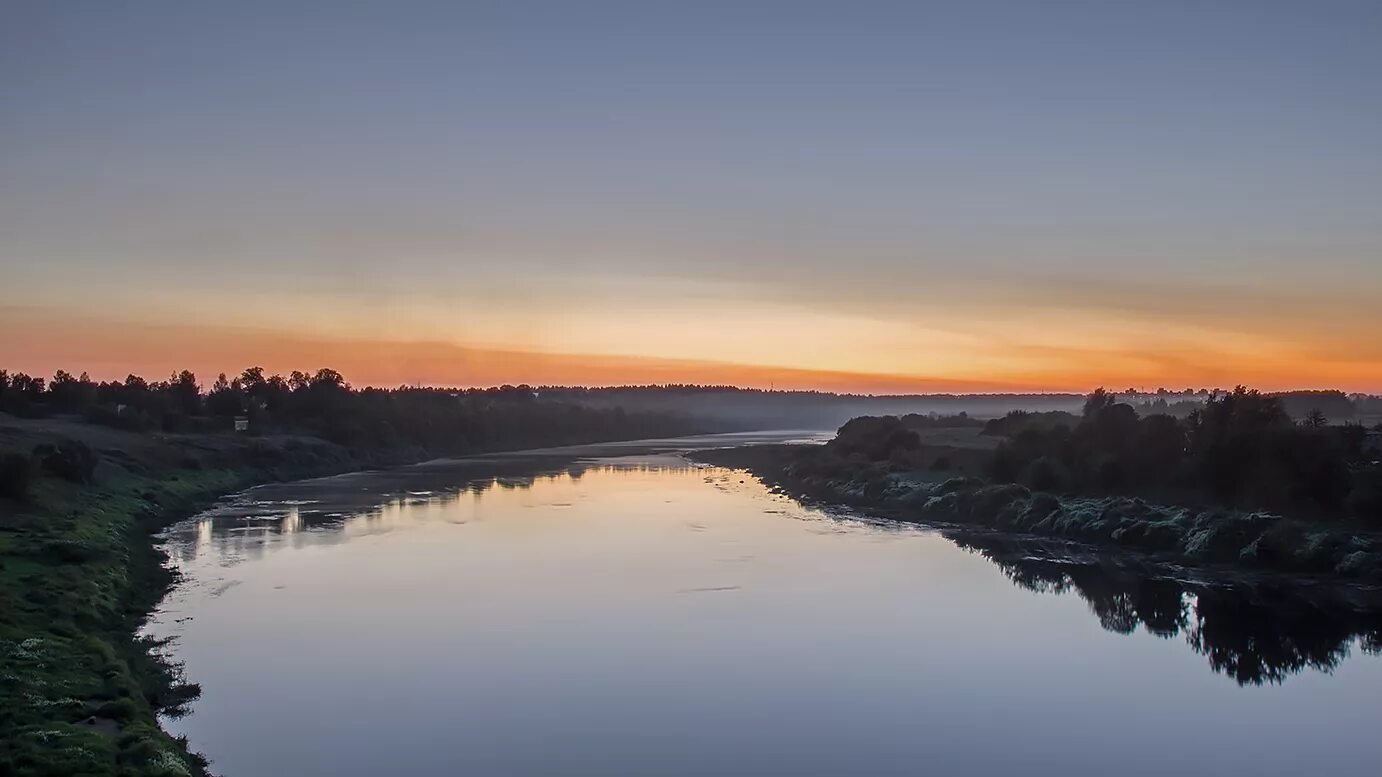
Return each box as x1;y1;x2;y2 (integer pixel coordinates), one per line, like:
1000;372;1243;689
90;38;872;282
3;1;1380;390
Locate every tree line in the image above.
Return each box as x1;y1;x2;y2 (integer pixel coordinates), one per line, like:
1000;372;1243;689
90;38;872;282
0;367;705;453
987;387;1382;524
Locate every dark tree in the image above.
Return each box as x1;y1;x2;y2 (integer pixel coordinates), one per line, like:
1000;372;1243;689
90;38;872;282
1082;387;1117;418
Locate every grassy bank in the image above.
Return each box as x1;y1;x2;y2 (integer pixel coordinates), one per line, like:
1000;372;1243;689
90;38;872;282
0;417;429;776
694;443;1382;581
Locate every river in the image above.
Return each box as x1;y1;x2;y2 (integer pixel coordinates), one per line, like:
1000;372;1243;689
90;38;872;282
148;433;1382;776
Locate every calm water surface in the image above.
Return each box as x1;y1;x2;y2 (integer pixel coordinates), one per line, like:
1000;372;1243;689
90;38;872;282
149;433;1382;776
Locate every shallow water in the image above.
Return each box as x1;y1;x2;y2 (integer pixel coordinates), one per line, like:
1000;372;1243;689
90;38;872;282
150;433;1382;777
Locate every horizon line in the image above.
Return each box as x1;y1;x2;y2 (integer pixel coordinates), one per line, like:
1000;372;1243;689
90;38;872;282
3;365;1375;400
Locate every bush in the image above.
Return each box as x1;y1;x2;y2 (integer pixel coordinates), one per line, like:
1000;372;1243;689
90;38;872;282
830;416;920;462
1347;472;1382;526
83;404;150;432
0;450;32;499
34;439;98;484
39;539;109;563
1019;456;1067;492
1095;456;1128;490
94;697;139;722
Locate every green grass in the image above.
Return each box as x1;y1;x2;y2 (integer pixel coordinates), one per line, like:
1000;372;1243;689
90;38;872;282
0;468;260;776
0;420;367;777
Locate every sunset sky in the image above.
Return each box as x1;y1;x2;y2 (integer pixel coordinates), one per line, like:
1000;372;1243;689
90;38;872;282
3;1;1380;392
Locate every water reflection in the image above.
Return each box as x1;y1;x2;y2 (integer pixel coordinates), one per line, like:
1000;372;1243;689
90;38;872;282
953;534;1382;686
160;438;1382;693
151;439;1382;777
163;458;691;568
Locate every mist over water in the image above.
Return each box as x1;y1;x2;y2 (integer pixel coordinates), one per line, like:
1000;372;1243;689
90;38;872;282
149;436;1382;777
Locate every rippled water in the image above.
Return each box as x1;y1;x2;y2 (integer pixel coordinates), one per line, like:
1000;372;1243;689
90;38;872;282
149;434;1382;777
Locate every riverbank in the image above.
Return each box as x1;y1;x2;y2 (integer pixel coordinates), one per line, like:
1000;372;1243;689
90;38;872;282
0;415;420;776
693;444;1382;582
0;413;708;776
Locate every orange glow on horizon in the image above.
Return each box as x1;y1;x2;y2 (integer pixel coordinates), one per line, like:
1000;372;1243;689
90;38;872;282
3;311;1380;395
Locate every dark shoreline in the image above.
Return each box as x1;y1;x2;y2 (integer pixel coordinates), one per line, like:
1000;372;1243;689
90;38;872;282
690;444;1382;586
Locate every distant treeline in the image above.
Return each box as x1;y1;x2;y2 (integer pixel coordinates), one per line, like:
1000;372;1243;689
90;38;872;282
0;368;706;452
1124;388;1372;421
539;384;1078;399
542;385;1381;430
540;386;1086;429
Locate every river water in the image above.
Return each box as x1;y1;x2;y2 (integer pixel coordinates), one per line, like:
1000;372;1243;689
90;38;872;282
149;433;1382;776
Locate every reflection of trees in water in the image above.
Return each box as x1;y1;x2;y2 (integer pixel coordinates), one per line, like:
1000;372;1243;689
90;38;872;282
956;534;1382;686
1188;590;1371;685
172;462;696;561
998;557;1189;636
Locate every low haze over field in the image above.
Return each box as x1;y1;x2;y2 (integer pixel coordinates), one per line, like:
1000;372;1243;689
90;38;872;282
3;1;1381;391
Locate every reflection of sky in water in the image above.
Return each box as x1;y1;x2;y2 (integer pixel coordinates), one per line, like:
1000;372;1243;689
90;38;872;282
147;435;1382;777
